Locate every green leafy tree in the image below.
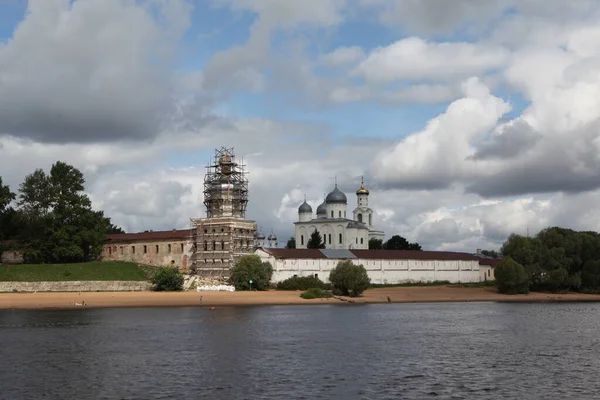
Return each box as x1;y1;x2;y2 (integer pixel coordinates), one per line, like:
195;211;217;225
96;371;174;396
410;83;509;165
152;267;184;291
0;177;17;251
481;249;499;258
285;237;296;249
307;229;325;249
230;254;273;290
105;219;125;234
0;176;15;213
581;260;600;292
329;260;371;297
383;235;422;251
15;161;115;263
494;257;529;294
369;238;383;249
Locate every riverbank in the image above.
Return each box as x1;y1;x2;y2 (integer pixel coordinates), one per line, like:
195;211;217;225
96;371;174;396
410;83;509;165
2;286;600;310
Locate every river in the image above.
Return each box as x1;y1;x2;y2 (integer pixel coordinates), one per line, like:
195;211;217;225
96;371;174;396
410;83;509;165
1;302;600;399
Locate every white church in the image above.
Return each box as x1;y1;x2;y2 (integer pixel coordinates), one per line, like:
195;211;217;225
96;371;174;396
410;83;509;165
294;179;385;249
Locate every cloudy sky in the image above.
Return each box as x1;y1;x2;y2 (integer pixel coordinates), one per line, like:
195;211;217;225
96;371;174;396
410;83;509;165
2;0;600;251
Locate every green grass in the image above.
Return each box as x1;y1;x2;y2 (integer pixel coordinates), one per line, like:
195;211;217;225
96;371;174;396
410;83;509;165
0;261;153;282
300;288;333;299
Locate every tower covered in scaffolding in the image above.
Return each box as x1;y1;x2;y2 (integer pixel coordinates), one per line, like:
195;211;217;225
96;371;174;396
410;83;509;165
189;147;257;279
203;147;249;219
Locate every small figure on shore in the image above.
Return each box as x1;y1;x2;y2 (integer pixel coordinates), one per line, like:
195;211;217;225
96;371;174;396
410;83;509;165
387;296;391;303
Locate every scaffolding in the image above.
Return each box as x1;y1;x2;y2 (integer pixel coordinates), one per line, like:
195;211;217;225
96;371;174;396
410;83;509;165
189;147;257;279
203;147;249;219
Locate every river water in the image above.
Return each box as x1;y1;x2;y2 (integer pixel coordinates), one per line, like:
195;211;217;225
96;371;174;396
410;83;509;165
1;302;600;399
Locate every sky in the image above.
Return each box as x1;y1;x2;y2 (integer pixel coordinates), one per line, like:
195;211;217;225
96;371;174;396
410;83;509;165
2;0;600;251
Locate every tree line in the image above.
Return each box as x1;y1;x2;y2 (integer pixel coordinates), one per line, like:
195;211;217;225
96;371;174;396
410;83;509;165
497;227;600;293
0;161;124;264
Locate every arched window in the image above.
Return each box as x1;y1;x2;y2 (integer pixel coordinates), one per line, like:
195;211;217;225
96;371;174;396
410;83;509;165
339;211;341;217
221;240;225;250
369;214;372;226
331;210;334;218
357;214;362;223
339;233;342;244
203;241;207;251
301;235;304;245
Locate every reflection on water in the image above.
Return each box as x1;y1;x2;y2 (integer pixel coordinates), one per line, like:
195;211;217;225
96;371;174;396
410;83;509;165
2;302;600;399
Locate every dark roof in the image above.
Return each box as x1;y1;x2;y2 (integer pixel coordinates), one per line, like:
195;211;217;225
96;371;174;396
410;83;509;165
350;249;481;261
105;229;191;243
478;258;502;267
260;248;496;262
298;201;312;213
325;185;347;204
260;248;327;259
316;200;327;215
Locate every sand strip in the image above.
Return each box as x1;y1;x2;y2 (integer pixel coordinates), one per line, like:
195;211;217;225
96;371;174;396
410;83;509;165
1;286;600;310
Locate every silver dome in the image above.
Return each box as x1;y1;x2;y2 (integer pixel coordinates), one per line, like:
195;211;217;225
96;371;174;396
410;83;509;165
268;233;277;240
256;232;266;239
325;184;347;204
298;201;313;213
316;200;327;215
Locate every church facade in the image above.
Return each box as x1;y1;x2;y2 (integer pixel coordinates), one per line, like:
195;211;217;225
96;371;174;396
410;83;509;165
294;179;385;250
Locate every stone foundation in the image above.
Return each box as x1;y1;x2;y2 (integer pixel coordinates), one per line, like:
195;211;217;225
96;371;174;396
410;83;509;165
0;281;152;293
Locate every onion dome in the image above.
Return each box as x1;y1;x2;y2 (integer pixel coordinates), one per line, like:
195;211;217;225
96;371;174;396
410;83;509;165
356;177;369;195
316;199;327;215
268;232;277;240
325;184;347;204
256;231;266;240
298;200;312;213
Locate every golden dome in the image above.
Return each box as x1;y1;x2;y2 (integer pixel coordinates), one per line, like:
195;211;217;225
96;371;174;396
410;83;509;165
356;177;369;195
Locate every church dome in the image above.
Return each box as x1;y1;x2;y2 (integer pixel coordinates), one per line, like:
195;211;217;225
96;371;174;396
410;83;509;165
325;185;347;204
298;201;312;213
256;231;266;240
356;178;369;195
268;232;277;240
316;200;327;215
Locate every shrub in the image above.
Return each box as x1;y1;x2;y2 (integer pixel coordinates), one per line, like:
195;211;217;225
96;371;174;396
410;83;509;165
495;257;529;294
230;254;273;291
276;275;329;290
152;266;184;291
329;260;371;297
300;288;333;299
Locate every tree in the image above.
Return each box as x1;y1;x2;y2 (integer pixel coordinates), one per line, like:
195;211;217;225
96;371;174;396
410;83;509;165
494;257;529;294
285;237;296;249
0;176;15;214
152;267;184;291
481;249;499;258
105;219;125;234
307;229;325;249
14;161;114;263
581;260;600;292
229;254;273;291
329;260;371;297
383;235;422;251
0;177;16;248
369;238;383;249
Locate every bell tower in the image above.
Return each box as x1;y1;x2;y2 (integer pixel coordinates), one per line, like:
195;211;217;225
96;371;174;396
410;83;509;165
353;177;373;228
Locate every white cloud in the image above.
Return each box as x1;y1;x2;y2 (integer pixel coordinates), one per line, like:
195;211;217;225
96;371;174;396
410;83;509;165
353;37;509;83
320;46;365;67
0;0;195;143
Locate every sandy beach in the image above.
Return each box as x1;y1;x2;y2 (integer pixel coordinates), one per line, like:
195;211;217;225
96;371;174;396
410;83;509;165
2;286;600;310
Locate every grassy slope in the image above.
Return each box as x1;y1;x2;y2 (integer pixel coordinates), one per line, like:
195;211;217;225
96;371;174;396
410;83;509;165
0;261;153;282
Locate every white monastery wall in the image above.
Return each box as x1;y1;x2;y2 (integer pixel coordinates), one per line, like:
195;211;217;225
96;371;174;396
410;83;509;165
255;250;482;284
